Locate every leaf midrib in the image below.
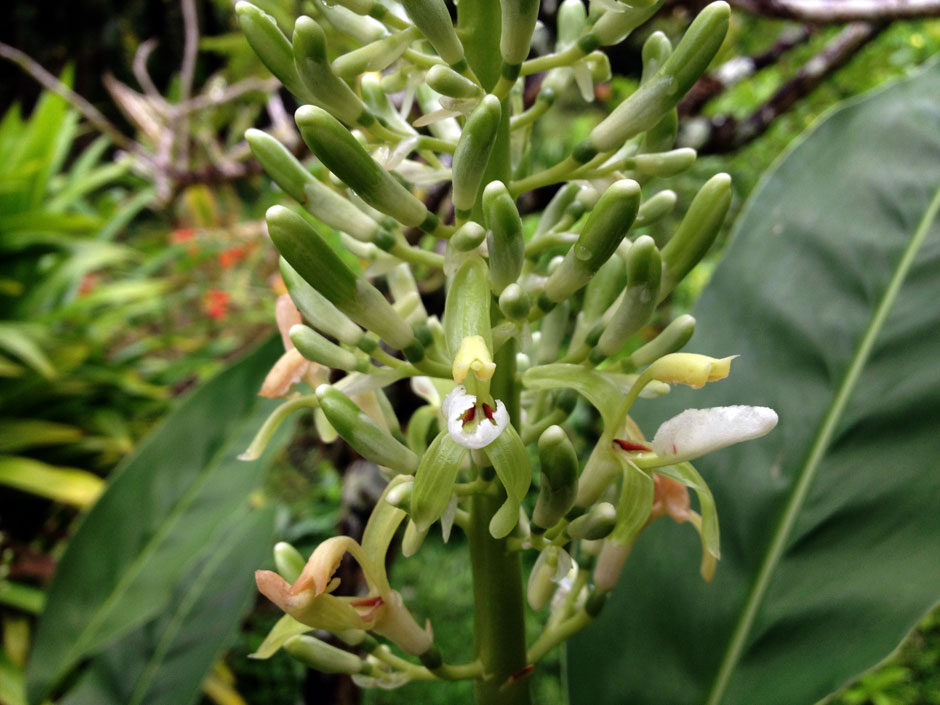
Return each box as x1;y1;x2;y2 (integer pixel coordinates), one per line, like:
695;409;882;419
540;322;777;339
703;181;940;705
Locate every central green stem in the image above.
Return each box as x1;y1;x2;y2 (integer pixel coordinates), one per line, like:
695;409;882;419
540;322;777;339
458;3;531;702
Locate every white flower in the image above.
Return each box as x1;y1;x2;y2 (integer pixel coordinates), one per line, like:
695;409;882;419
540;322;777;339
441;385;509;450
651;405;778;463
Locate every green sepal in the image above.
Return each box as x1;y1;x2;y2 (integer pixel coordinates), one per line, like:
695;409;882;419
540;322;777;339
543;179;640;303
482;180;525;294
399;0;466;65
280;258;364;347
655;461;720;579
523;364;623;428
659;172;731;298
292;16;373;126
295;105;430;228
410;431;467;532
533;425;579;529
483;424;531;539
452;96;502;214
290;324;368;372
316;385;420;473
500;0;540;66
251;614;312;660
444;255;493;356
595;235;662;357
610;459;655;544
236;2;314;103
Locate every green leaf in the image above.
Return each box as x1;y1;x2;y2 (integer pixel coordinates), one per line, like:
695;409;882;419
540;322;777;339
0;455;103;507
25;337;283;704
62;507;275;705
0;419;83;452
570;60;940;705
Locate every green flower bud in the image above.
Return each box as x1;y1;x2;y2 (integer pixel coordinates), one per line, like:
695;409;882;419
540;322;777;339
567;502;617;540
585;51;612;83
642;109;678;155
634;189;676;229
427;65;484;100
500;0;540;68
575;255;626;341
388;264;428;321
280;258;364;347
284;635;367;674
659;172;731;298
633;147;696;177
444;256;492;356
295;106;436;231
292;17;374;127
452;96;502;218
313;0;387;43
482;180;525;293
527;546;562;610
451;221;487;252
582;2;729;154
316;384;420;473
484;424;531;539
405;405;438;454
533;425;578;529
535;182;581;236
641;31;672;84
587;1;662;49
399;0;467;67
557;0;587;50
236;2;314;103
575;442;621;507
411;430;467;532
594;235;661;358
543;180;641;303
273;541;306;582
498;283;531;321
626;313;696;370
267;207;416;349
332;28;420;80
246;128;314;203
291;324;368;372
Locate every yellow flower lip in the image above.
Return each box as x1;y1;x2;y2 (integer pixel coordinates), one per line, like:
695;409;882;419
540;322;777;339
645;352;737;389
452;335;496;383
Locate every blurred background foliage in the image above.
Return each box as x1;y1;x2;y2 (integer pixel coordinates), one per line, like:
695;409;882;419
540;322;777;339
1;1;939;704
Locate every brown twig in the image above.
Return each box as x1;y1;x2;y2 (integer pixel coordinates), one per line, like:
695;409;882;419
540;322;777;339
682;21;885;153
730;0;940;22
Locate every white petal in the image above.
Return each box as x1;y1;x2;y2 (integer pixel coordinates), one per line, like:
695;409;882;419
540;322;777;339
573;62;595;103
410;376;441;407
652;405;778;462
442;385;509;450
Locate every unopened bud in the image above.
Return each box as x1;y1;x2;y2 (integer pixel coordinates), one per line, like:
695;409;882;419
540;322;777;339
556;0;587;50
274;541;306;582
451;221;487;252
400;0;467;67
634;189;677;229
543;180;641;303
291;324;368;372
427;65;484;100
567;502;617;540
284;635;367;674
641;31;672;83
633;148;696;177
332;28;419;80
453;97;502;218
659;172;732;298
498;283;531;321
295;106;437;231
280;258;364;347
236;2;313;103
626;314;695;370
500;0;540;69
292;17;374;127
533;426;578;529
483;181;525;293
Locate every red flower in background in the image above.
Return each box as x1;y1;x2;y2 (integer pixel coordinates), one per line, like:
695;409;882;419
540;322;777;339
218;246;247;269
205;289;230;320
170;228;196;244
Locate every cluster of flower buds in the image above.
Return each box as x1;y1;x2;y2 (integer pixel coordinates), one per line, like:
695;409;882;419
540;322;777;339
238;0;777;690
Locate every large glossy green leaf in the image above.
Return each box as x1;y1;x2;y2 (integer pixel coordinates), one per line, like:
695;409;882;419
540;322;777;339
62;506;275;705
569;60;940;705
26;337;283;704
